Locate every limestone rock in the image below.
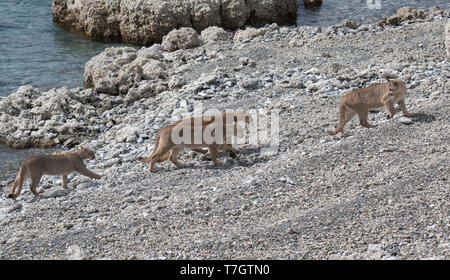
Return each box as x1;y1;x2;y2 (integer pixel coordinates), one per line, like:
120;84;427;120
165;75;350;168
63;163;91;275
200;26;232;43
161;27;201;52
381;6;425;25
234;27;267;42
52;0;298;45
115;125;141;143
0;86;105;148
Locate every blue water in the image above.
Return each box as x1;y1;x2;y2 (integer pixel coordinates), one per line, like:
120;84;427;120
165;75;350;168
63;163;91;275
0;0;124;97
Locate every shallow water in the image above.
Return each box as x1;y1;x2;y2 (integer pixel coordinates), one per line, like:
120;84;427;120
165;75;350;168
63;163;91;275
0;0;448;181
0;0;124;97
296;0;449;26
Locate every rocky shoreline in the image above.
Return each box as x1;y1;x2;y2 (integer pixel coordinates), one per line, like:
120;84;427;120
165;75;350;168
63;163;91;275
0;7;449;259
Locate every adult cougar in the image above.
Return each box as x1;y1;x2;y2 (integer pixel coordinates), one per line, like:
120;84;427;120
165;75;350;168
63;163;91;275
328;79;410;137
137;111;251;172
8;148;102;199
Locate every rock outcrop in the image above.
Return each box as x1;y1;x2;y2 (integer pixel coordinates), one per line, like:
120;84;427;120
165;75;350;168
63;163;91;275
383;6;425;25
82;23;282;96
52;0;298;45
83;44;173;96
380;6;446;25
0;86;108;148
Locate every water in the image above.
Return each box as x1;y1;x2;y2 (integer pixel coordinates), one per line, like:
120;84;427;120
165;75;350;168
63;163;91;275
0;0;448;182
297;0;449;26
0;0;125;97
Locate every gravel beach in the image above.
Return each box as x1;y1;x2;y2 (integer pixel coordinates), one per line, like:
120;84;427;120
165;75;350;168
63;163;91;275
0;7;449;259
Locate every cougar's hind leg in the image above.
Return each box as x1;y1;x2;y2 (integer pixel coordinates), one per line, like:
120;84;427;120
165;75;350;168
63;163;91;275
30;172;43;197
156;152;170;163
8;166;29;199
169;148;184;168
329;104;356;137
149;145;171;172
338;106;357;136
356;106;376;128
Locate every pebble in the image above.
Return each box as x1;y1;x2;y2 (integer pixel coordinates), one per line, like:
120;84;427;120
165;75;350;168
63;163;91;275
398;117;414;124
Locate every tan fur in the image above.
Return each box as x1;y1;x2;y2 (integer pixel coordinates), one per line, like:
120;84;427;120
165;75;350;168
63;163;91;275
137;112;251;172
8;148;102;199
156;111;250;162
328;79;411;137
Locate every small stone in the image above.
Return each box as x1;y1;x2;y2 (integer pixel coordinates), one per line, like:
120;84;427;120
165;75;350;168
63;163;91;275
398;117;414;124
151;195;168;202
429;91;440;100
287;228;296;234
240;78;260;89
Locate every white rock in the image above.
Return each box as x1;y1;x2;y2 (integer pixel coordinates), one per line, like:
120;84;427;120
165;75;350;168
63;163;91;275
115;126;141;143
162;27;201;52
240;78;260;89
234;27;267;42
398;117;414;124
201;26;232;43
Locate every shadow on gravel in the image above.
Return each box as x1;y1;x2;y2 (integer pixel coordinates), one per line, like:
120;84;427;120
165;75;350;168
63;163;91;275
149;148;270;173
409;112;436;123
193;147;270;169
235;147;272;167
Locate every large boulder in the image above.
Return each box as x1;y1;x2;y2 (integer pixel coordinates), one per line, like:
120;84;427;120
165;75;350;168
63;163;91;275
83;47;139;94
83;44;174;96
380;6;425;25
83;45;172;95
52;0;298;45
200;26;233;43
161;27;201;52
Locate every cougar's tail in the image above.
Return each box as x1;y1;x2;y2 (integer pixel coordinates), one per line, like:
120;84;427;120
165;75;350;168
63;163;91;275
8;163;28;199
136;156;151;163
136;133;161;163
